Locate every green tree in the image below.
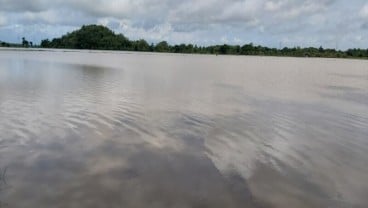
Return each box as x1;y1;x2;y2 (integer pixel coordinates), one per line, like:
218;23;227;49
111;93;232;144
240;43;254;55
37;24;368;59
133;39;150;51
41;39;51;48
22;37;29;48
155;41;169;52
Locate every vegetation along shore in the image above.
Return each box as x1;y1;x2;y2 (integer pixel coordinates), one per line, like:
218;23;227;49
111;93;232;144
1;24;368;59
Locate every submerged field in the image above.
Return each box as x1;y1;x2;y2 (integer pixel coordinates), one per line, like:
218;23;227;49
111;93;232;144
0;49;368;207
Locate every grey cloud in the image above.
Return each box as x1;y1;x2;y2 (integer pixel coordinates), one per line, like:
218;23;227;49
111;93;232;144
168;0;261;25
362;22;368;30
0;0;51;12
16;10;95;26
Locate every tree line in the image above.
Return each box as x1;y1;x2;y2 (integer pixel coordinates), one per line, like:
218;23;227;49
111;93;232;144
0;37;33;48
2;24;368;59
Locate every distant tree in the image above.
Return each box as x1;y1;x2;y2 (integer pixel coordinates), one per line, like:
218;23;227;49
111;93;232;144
133;39;150;51
219;44;229;54
22;37;29;48
147;43;154;51
240;43;254;55
155;41;169;52
44;25;131;50
40;39;51;48
319;46;324;53
37;24;368;59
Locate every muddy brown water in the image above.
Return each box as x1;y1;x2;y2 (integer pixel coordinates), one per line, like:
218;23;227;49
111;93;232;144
0;49;368;208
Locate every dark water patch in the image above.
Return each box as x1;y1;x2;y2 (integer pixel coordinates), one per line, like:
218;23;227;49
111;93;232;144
0;136;260;208
325;85;362;92
321;83;368;106
321;91;368;106
328;73;368;80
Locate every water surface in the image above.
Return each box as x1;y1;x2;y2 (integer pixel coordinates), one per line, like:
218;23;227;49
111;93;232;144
0;49;368;208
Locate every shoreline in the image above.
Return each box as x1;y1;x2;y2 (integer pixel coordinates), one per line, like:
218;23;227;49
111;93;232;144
1;46;368;62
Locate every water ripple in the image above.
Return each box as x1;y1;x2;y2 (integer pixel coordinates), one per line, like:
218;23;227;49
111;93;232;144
1;52;368;208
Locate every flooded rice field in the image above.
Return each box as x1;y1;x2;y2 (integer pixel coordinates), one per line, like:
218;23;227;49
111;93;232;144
0;49;368;208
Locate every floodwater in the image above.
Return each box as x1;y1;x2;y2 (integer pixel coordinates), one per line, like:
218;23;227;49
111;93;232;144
0;49;368;208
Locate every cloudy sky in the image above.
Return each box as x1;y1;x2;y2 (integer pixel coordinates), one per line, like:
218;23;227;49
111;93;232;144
0;0;368;49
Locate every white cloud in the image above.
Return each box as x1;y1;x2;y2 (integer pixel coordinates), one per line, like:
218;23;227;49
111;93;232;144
360;3;368;18
0;13;6;26
0;0;367;49
264;0;285;12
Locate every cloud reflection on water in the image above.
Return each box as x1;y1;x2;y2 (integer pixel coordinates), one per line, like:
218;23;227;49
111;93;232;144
0;51;368;207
